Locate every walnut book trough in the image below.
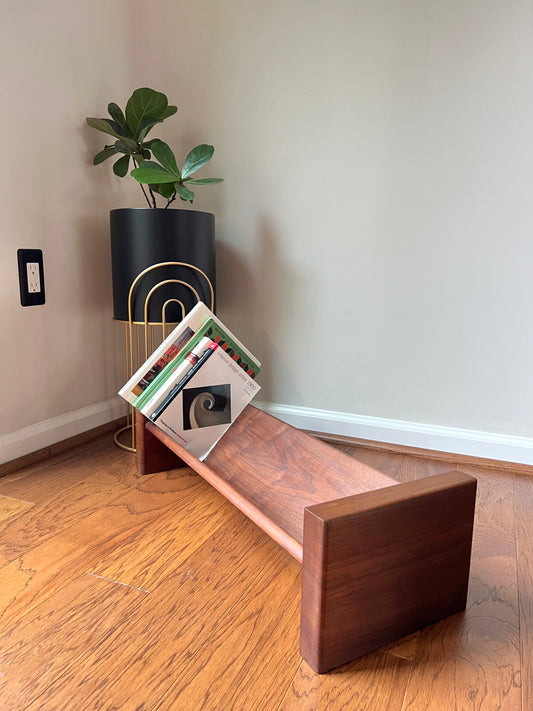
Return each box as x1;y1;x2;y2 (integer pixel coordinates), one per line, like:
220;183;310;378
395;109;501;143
136;405;477;673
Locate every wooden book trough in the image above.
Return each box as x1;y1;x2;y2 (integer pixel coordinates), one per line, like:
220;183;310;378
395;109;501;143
136;405;477;673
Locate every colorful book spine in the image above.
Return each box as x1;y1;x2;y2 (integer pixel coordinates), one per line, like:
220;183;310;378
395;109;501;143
140;336;214;417
132;318;261;412
133;323;211;412
118;301;212;404
150;343;219;422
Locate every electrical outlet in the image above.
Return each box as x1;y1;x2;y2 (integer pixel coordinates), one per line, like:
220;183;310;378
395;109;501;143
27;262;41;293
18;249;45;306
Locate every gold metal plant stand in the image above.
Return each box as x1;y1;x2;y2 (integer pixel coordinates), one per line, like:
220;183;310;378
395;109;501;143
113;261;215;453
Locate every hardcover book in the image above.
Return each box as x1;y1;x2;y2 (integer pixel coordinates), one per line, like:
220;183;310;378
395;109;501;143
152;344;261;461
120;302;261;408
132;317;261;413
118;301;211;404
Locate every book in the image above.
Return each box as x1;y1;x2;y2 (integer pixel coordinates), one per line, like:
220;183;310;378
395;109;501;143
150;341;218;422
153;344;261;460
132;313;261;413
120;302;261;407
140;336;216;418
118;301;211;404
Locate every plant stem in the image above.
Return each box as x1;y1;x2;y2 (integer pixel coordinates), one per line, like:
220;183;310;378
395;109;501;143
148;186;157;208
132;156;152;208
165;192;177;209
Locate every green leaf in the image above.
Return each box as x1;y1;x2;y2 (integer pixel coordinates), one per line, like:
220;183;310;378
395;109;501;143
152;182;177;199
137;105;177;141
125;88;170;139
86;117;124;139
138;119;161;142
107;102;128;130
183;177;223;185
131;161;178;184
181;144;215;179
93;145;117;165
150;141;180;178
176;183;195;202
113;155;130;177
161;105;177;120
114;138;138;155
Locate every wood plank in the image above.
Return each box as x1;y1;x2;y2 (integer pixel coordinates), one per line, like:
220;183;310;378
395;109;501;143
146;419;305;562
319;431;533;476
136;408;188;475
154;546;302;711
87;482;238;591
515;473;533;711
23;510;292;711
347;446;452;484
0;573;147;709
400;472;521;710
0;420;125;478
0;467;203;627
144;405;396;545
0;475;131;566
0;434;134;500
0;439;163;566
300;471;476;672
0;494;33;523
279;652;411;711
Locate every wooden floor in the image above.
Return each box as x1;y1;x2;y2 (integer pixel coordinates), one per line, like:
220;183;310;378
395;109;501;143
0;432;530;710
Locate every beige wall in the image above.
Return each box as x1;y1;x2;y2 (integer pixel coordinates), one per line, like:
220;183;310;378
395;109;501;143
0;1;140;445
141;1;533;446
2;1;532;463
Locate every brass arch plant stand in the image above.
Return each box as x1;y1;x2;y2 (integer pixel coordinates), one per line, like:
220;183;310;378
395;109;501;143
114;261;214;453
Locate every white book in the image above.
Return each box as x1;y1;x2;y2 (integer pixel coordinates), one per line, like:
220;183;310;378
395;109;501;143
154;345;261;461
118;302;212;404
140;337;214;418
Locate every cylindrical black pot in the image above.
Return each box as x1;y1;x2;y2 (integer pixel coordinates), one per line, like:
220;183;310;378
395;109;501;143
110;208;216;323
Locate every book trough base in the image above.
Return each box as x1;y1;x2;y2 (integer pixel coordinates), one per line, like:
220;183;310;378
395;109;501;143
136;405;477;673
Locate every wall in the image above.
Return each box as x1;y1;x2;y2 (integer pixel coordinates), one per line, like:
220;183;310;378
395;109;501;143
139;0;533;463
2;0;532;465
0;1;140;461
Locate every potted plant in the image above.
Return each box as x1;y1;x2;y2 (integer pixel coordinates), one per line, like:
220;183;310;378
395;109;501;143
87;87;223;323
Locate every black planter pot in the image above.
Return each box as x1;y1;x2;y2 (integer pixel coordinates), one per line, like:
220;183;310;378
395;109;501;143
110;208;216;323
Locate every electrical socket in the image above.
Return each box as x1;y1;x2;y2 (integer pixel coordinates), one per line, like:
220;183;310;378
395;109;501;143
18;249;45;306
27;262;41;293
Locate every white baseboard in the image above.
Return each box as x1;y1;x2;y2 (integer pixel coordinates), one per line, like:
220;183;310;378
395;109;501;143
255;401;533;466
0;397;126;465
3;397;532;469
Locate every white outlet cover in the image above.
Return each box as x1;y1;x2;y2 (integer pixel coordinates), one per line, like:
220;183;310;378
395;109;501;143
26;262;41;293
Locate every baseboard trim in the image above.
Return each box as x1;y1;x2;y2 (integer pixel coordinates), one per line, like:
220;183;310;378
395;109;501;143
3;398;532;477
0;398;127;467
255;402;533;468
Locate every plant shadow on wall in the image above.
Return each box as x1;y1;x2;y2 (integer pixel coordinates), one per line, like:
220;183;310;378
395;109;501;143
255;215;305;405
86;88;223;323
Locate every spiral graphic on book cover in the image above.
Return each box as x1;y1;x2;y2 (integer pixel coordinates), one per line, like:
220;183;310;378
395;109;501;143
182;384;231;430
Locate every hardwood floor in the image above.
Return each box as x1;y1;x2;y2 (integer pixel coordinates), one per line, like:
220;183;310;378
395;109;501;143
0;432;530;710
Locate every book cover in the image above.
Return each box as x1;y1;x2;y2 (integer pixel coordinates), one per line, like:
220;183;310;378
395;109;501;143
132;314;261;412
140;336;215;418
153;345;261;461
119;301;212;404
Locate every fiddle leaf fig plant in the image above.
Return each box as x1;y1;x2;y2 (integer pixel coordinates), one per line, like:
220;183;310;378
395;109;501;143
86;88;223;208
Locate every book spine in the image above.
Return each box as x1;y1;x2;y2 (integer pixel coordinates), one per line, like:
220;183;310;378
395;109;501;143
150;343;219;422
140;336;214;417
119;301;210;403
133;323;211;411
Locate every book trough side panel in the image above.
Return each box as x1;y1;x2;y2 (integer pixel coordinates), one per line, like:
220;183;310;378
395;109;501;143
300;471;477;673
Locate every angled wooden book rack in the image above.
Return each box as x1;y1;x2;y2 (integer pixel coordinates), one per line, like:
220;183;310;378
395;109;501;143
136;405;477;673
